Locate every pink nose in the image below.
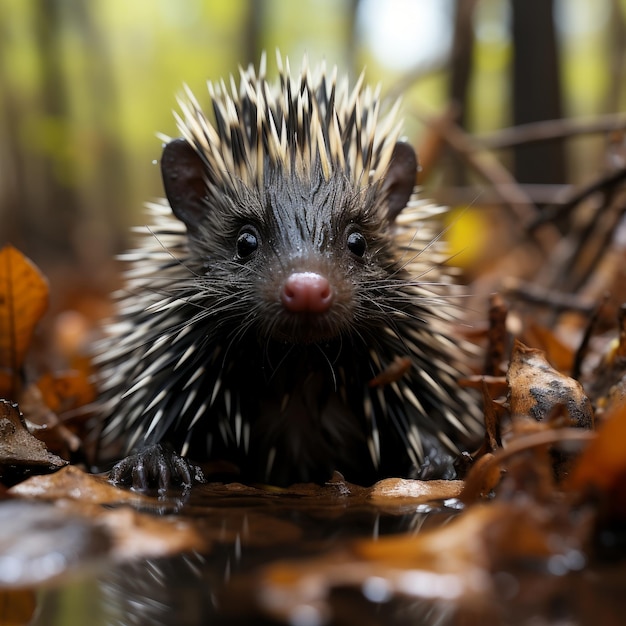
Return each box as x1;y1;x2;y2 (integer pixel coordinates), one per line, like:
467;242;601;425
281;272;333;313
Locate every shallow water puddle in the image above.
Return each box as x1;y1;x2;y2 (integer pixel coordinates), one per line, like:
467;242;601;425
3;470;625;625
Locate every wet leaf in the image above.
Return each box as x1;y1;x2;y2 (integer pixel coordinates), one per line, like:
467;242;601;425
9;465;152;505
368;478;463;506
0;499;111;588
0;246;49;399
9;468;206;561
0;400;67;479
354;503;561;568
508;340;594;429
568;399;626;498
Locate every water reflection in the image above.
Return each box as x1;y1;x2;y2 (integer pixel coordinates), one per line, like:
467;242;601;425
27;480;626;626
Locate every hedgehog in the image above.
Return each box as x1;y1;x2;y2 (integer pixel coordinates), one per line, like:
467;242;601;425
94;52;482;490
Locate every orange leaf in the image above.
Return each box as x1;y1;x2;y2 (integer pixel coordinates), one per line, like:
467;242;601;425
0;590;36;623
0;245;49;398
567;400;626;493
524;324;574;374
36;370;96;413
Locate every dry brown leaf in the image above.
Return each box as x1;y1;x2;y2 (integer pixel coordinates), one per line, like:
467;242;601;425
584;306;626;405
0;246;49;399
459;374;508;398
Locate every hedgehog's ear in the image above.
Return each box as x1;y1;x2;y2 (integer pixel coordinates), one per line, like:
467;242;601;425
161;138;207;231
383;142;418;221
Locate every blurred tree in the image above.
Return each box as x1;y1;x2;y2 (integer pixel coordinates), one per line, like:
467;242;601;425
69;0;129;265
0;0;128;276
242;0;264;66
606;0;626;113
33;0;81;263
448;0;479;185
511;0;566;186
0;0;621;300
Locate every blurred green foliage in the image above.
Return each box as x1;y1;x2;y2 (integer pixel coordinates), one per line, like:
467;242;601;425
0;0;623;282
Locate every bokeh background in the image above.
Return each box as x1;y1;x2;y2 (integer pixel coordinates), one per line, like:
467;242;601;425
0;0;623;309
1;5;625;623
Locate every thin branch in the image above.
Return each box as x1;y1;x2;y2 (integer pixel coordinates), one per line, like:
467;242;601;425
477;113;626;151
528;166;626;232
416;108;539;225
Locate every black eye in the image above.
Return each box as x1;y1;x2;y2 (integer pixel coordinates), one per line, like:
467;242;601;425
236;228;259;259
346;230;367;257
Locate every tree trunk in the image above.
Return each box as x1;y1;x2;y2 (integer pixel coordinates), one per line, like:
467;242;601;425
511;0;566;185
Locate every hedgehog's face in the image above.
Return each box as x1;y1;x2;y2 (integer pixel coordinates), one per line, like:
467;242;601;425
160;138;417;345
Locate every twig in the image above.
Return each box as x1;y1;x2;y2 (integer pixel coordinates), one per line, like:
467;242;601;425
571;295;609;381
417;109;539;225
477;113;626;150
527;166;626;232
502;277;595;315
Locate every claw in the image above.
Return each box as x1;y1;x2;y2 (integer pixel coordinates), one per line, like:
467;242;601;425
109;443;205;494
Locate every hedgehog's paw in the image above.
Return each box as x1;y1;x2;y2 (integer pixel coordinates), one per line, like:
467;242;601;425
109;443;205;494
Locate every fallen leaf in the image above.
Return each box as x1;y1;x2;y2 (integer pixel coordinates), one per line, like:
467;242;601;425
9;465;152;506
508;340;594;429
19;382;84;458
524;323;574;373
0;246;49;399
567;399;626;501
36;370;96;414
459;453;501;503
9;467;206;561
0;400;67;481
368;478;463;506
